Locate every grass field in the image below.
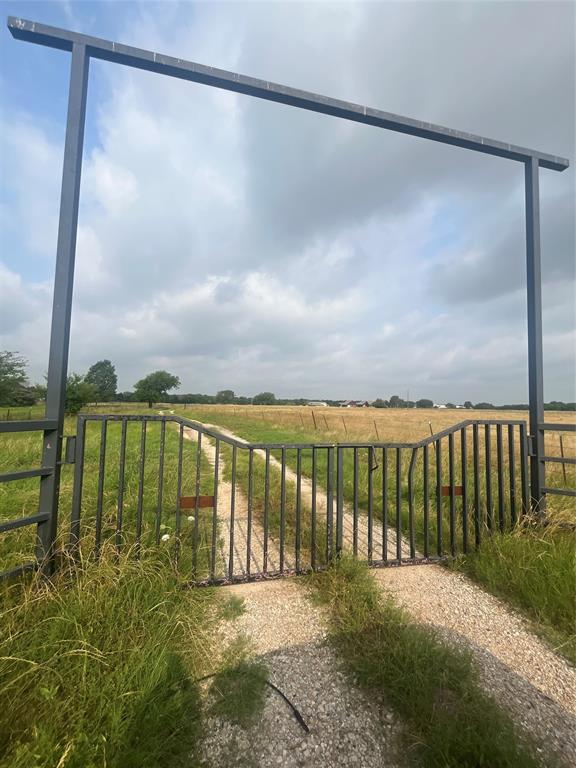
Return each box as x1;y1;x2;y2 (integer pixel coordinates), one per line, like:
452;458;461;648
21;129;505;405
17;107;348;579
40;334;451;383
0;403;574;765
1;402;574;661
0;547;217;768
310;557;552;768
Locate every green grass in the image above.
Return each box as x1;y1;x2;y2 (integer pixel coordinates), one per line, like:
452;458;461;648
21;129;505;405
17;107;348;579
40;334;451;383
0;416;218;579
309;556;550;768
451;519;576;664
184;410;575;663
0;546;217;768
207;635;268;727
218;593;246;620
218;440;327;571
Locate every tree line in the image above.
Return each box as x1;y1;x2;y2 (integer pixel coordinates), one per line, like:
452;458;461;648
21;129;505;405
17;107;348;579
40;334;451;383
1;351;574;413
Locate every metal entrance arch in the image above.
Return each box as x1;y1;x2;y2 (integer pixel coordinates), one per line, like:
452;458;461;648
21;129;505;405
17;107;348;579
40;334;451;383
1;16;572;576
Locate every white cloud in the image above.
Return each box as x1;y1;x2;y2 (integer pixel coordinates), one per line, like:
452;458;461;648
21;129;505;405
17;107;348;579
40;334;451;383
1;1;574;402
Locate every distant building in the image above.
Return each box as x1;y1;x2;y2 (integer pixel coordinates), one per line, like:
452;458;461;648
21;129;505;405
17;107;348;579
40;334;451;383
339;400;370;408
307;401;328;407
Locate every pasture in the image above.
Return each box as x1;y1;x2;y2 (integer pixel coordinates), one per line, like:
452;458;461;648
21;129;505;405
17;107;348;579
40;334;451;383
2;404;575;644
2;403;574;656
1;402;575;767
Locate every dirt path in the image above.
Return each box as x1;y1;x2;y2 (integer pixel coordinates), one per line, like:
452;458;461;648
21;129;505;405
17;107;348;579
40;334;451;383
196;421;576;765
375;566;576;764
181;426;293;578
201;580;404;768
200;422;407;561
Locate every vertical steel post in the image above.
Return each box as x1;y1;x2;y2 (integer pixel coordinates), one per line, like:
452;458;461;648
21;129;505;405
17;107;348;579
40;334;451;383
525;156;545;513
336;447;344;555
37;43;89;568
69;415;86;549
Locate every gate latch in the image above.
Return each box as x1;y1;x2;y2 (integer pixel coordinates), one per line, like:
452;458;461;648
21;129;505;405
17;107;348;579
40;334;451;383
64;435;77;464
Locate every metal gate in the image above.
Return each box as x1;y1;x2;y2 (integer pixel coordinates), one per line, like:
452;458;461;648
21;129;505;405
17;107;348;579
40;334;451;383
59;413;555;584
2;413;575;582
2;17;571;582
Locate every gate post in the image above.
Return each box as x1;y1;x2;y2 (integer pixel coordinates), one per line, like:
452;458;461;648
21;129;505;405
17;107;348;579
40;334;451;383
37;43;90;569
69;415;87;549
524;157;545;514
336;447;344;554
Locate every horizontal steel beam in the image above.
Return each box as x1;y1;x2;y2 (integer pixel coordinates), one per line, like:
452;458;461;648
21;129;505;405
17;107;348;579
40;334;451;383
0;512;50;534
0;561;37;582
542;486;576;497
542;455;576;465
0;419;58;433
7;16;569;172
0;468;52;483
539;422;576;432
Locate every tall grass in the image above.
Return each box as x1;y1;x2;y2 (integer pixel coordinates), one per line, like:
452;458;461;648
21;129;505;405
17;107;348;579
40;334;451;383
310;557;550;768
185;410;575;662
218;441;328;570
0;545;216;768
0;418;218;579
451;518;576;664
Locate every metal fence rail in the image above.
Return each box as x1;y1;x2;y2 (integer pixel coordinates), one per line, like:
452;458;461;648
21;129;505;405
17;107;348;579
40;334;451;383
539;422;576;498
3;16;570;583
2;413;574;583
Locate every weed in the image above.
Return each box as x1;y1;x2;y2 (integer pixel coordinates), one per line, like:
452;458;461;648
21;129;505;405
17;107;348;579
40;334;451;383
0;545;216;768
219;593;246;620
310;556;550;768
208;636;268;727
451;517;576;664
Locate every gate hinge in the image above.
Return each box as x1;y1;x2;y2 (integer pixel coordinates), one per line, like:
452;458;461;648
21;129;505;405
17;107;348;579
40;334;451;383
63;435;77;464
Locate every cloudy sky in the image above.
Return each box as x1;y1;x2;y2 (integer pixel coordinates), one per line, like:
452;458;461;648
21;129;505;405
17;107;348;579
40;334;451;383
0;1;574;403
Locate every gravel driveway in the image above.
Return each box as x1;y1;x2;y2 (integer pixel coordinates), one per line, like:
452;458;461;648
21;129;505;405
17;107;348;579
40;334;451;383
201;579;405;768
189;420;575;766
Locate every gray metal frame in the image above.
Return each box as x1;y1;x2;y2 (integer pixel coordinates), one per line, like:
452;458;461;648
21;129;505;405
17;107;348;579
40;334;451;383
64;412;575;586
2;16;572;575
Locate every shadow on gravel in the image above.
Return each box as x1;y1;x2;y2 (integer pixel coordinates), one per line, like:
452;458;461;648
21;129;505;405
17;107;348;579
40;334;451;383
201;639;405;768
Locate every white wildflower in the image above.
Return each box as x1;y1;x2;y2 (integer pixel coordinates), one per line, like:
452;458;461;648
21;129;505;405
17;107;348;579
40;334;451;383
161;533;170;542
187;515;195;523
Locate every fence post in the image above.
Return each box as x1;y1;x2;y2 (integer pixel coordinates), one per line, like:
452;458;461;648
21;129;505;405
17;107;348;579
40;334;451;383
336;447;344;554
69;415;86;550
37;43;90;571
559;434;567;485
326;447;334;562
525;156;545;513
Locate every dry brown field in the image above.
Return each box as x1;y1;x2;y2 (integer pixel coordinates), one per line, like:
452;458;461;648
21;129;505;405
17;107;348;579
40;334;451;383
177;403;576;455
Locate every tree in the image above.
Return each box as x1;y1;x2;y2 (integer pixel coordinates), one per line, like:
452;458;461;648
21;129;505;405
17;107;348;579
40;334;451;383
464;401;473;409
134;371;180;408
116;391;135;402
85;359;117;402
216;389;235;404
65;374;97;414
372;398;389;408
389;395;406;408
30;382;47;401
474;402;494;410
445;402;456;409
416;398;434;408
0;351;36;406
252;391;276;405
